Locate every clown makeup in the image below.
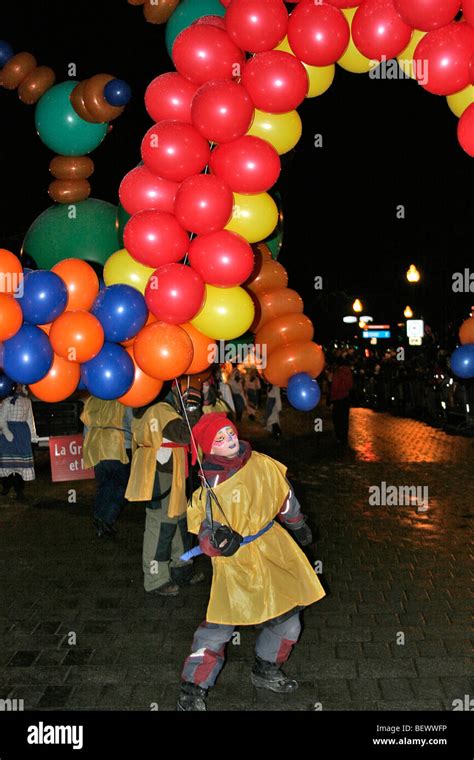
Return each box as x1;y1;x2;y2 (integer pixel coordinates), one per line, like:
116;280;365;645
211;426;239;458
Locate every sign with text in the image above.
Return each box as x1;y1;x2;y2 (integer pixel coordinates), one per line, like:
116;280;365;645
363;330;391;339
49;435;94;482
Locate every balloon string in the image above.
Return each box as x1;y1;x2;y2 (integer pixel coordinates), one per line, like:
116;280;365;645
172;378;231;528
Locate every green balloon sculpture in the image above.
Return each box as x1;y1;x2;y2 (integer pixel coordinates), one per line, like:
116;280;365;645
23;199;120;269
165;0;226;57
35;81;108;156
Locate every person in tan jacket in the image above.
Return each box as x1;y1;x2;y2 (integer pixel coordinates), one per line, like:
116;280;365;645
125;382;204;596
81;397;133;538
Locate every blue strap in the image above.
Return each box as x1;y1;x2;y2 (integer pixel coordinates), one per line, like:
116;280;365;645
180;520;274;562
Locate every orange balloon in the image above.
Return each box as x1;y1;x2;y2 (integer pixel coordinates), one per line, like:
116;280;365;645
459;318;474;345
246;259;288;296
180;322;216;375
29;354;80;402
0;249;23;295
119;347;163;407
0;293;23;341
263;341;325;387
121;312;157;348
133;321;194;381
255;312;314;356
251;287;304;332
51;258;100;311
49;310;104;363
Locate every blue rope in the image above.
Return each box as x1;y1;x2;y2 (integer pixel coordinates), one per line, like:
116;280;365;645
180;520;274;562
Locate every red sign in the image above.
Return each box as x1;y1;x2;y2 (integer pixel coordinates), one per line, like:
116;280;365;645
49;435;95;482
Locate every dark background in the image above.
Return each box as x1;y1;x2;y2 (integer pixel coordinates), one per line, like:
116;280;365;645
1;0;472;346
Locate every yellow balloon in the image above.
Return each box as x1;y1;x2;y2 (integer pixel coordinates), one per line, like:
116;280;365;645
447;85;474;117
191;285;255;341
397;29;427;79
247;109;302;155
337;8;373;74
103;248;155;294
225;192;278;244
274;36;335;98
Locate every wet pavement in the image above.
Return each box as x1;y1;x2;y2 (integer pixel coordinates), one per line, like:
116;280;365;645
0;404;472;711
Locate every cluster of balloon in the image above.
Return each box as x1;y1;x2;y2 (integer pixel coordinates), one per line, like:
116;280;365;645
245;244;324;409
0;249;182;405
0;40;132;202
450;317;474;379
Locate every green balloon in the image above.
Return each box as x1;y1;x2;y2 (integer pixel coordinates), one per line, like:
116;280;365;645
23;199;120;269
116;203;132;248
35;81;108;156
265;190;284;259
165;0;226;57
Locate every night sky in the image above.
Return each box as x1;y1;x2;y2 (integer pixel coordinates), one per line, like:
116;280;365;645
1;0;473;346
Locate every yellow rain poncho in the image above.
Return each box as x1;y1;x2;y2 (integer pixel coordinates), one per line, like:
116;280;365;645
187;451;326;626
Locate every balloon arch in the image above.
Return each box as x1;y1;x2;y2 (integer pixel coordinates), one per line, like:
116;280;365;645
1;0;474;409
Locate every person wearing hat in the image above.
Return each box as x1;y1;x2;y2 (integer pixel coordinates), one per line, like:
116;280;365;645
177;412;326;711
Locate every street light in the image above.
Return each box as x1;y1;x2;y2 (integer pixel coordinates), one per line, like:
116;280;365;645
353;298;363;313
406;264;420;283
404;305;413;318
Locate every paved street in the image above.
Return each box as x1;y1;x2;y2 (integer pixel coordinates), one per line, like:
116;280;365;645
0;404;472;711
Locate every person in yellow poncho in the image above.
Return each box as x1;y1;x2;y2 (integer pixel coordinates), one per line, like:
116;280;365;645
177;412;326;711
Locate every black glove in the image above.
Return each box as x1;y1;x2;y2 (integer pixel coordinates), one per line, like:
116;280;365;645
210;526;243;557
290;522;312;547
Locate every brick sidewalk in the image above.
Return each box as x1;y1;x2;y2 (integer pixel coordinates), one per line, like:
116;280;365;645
0;405;472;711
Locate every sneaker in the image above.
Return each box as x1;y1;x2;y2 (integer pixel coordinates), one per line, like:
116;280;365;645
148;582;180;597
177;682;207;711
187;571;205;586
250;657;298;694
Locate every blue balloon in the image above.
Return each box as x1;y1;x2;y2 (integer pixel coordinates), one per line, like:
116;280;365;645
104;78;132;106
18;270;68;325
81;342;134;400
450;344;474;379
91;284;148;343
287;373;321;412
3;324;53;385
0;41;14;67
0;373;15;399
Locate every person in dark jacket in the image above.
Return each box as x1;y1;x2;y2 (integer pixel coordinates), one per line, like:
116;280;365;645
330;357;354;445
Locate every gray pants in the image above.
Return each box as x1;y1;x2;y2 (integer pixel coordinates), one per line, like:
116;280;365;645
181;612;302;689
142;471;192;592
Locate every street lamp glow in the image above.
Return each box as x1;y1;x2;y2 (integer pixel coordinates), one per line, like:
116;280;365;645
352;299;363;313
406;264;420;283
404;305;413;318
359;320;367;329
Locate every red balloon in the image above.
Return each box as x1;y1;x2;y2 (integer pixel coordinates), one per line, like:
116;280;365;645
188;230;254;286
225;0;289;53
174;174;234;235
172;24;245;85
141;121;210;182
458;103;474;156
123;210;189;268
324;1;362;6
119;165;179;216
192;15;227;29
464;0;474;27
414;22;474;95
145;72;199;123
145;263;205;324
393;0;461;31
209;136;281;194
352;0;413;60
287;1;350;67
241;51;309;114
191;80;254;143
